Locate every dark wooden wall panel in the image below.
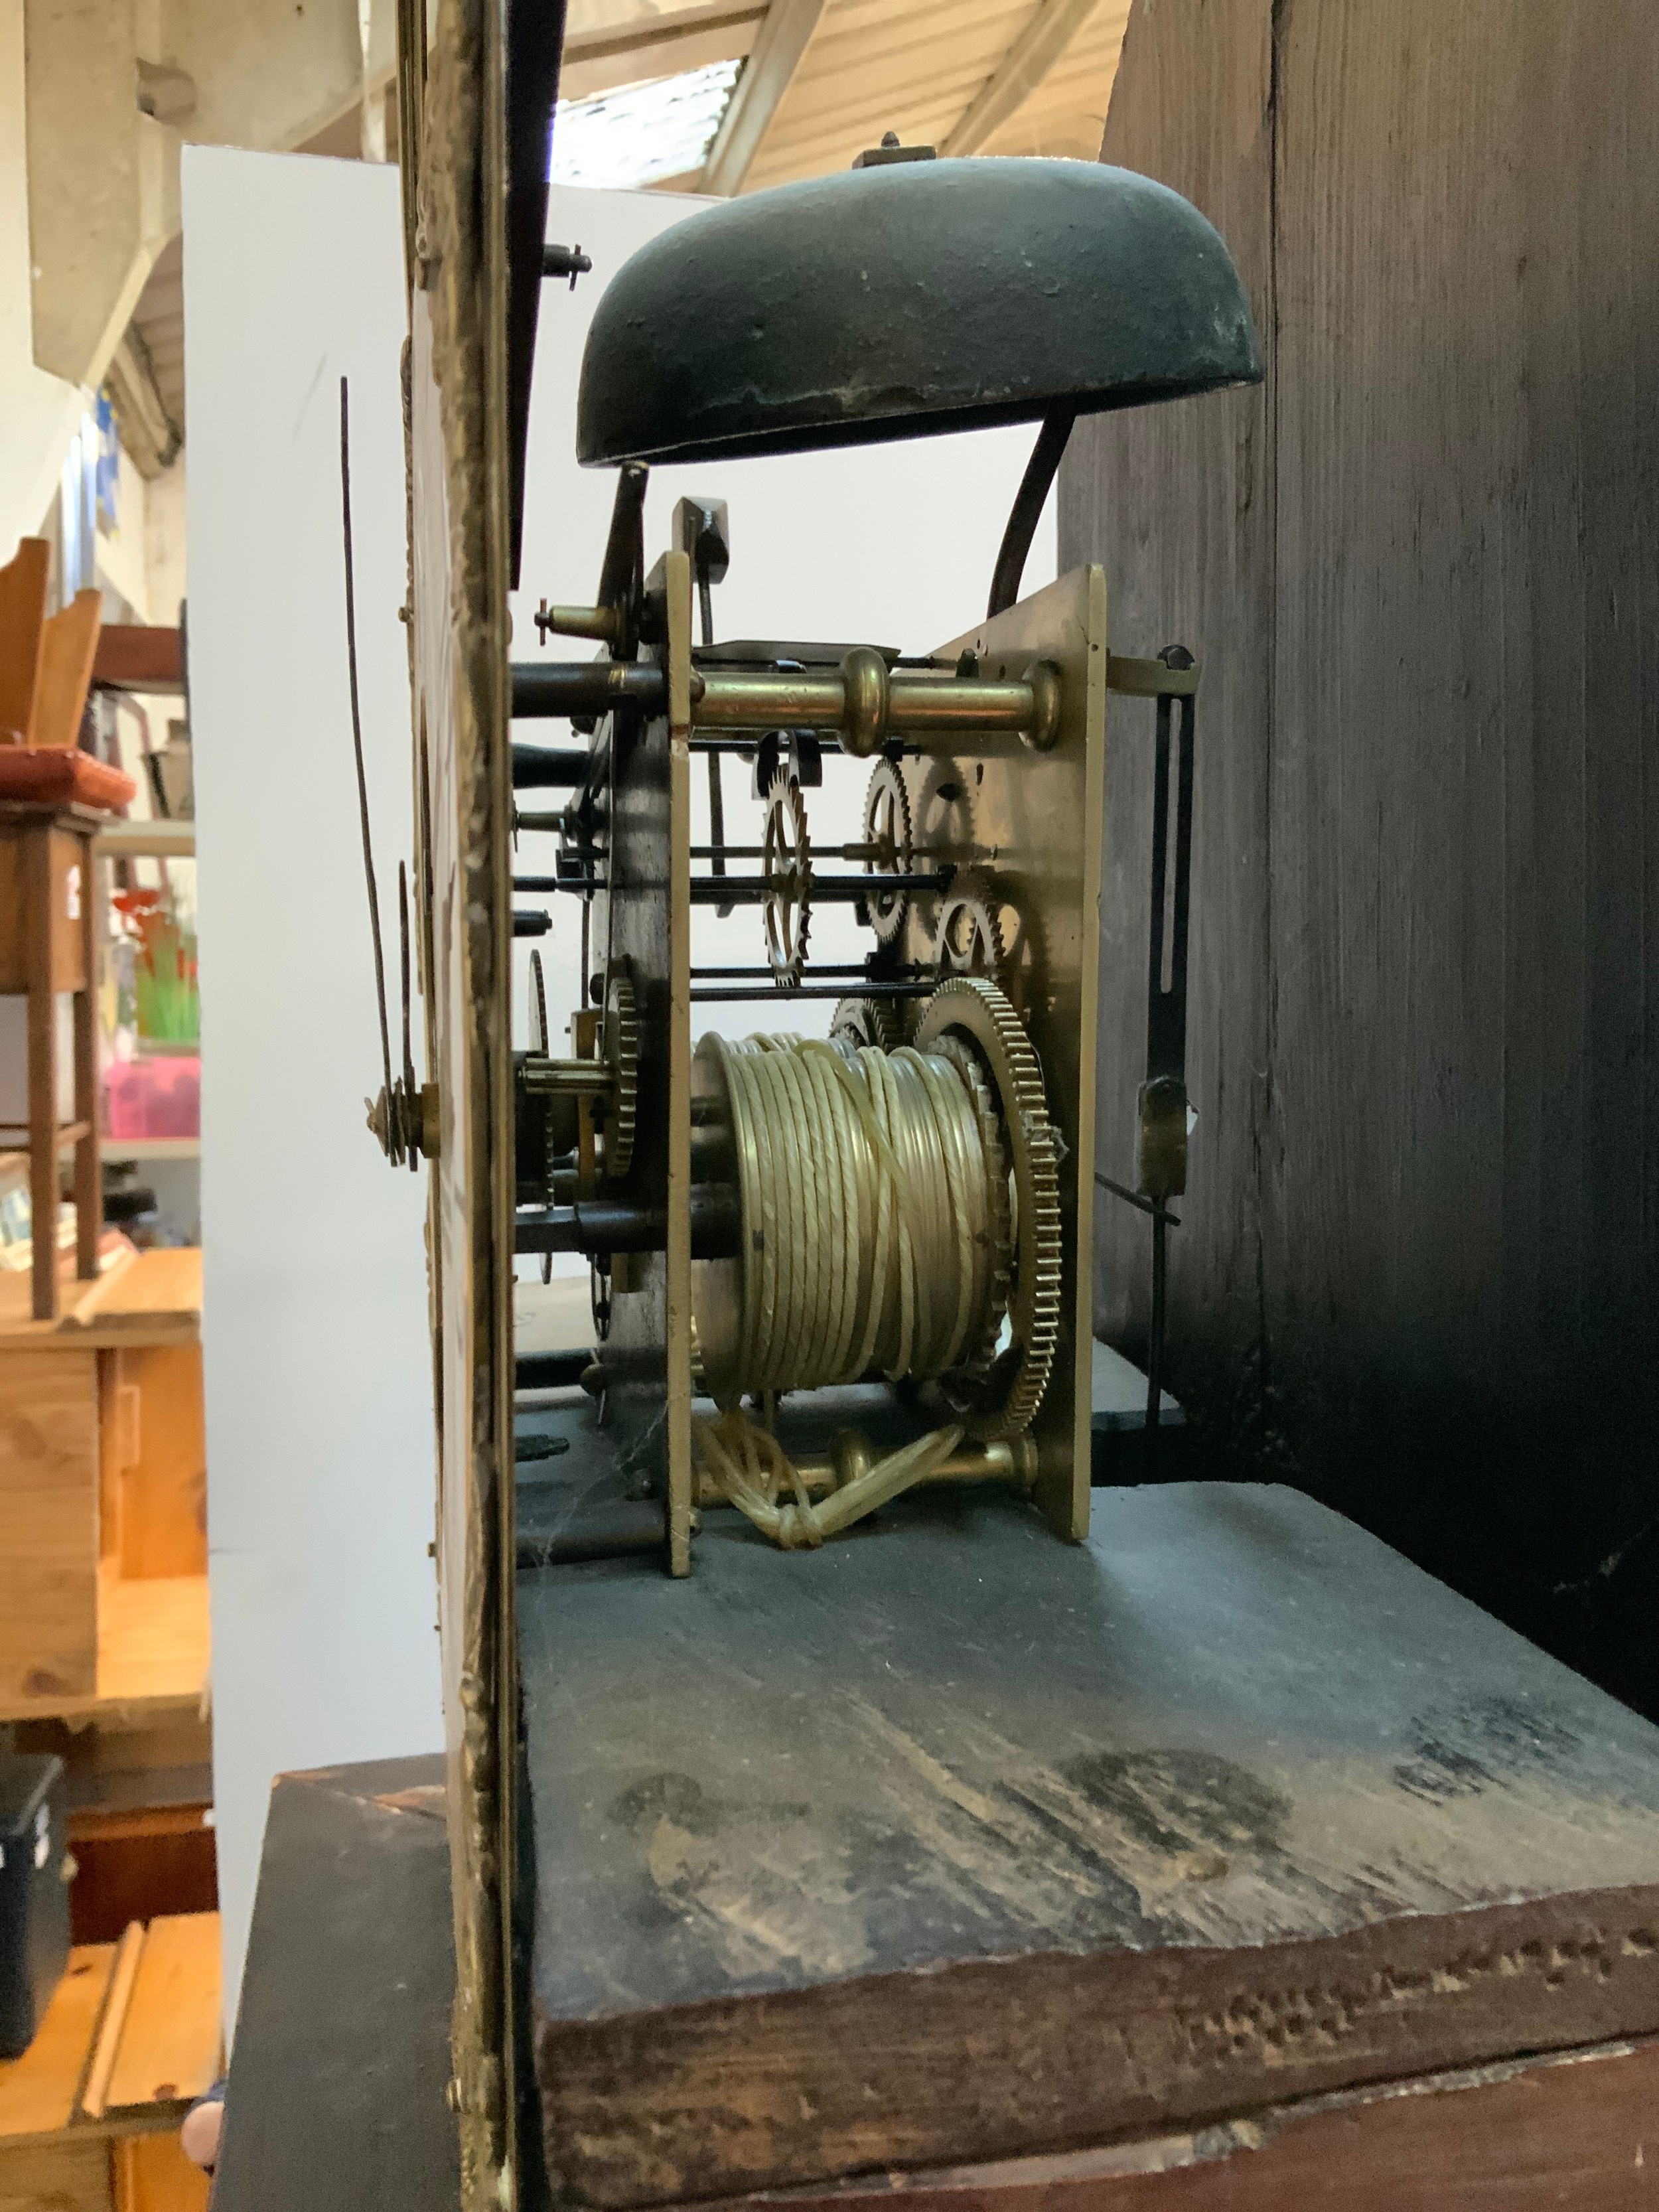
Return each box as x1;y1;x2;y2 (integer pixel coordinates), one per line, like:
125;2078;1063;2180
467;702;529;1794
1064;0;1659;1712
1063;0;1275;1449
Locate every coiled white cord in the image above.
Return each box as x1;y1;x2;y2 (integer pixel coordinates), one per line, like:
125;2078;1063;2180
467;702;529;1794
691;1033;999;1548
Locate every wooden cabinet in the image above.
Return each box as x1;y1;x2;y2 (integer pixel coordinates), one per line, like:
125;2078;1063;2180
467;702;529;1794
0;1351;99;1703
0;1252;208;1728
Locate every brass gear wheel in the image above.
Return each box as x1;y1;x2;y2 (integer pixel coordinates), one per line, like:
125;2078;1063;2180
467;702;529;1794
601;965;640;1181
934;867;1007;982
914;976;1061;1442
830;994;905;1053
762;774;811;987
860;759;912;946
931;1033;1012;1381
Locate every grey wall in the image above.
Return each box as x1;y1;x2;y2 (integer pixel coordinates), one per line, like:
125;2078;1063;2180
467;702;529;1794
1066;0;1659;1713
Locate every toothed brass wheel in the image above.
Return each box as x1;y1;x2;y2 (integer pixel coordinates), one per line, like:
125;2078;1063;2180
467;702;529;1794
934;867;1007;983
829;994;905;1053
762;774;811;987
914;977;1062;1442
860;759;912;946
601;966;640;1181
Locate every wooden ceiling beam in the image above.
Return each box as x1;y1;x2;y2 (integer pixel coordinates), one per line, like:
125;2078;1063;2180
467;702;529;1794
701;0;830;194
941;0;1102;155
560;1;765;103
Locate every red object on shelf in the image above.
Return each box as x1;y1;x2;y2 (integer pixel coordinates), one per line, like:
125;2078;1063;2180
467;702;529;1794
105;1057;200;1140
0;747;136;810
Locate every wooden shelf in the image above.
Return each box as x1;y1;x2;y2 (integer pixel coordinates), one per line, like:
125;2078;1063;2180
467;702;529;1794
0;1574;209;1728
102;1137;200;1164
0;1914;220;2185
0;1245;201;1350
93;821;195;861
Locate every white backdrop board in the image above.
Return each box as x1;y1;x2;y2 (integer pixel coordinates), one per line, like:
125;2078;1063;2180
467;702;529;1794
514;183;1058;1277
184;147;442;2031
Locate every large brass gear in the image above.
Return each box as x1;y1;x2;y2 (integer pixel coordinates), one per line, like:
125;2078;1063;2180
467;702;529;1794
601;965;640;1181
914;976;1062;1442
931;1033;1012;1382
762;774;811;986
859;759;912;946
934;867;1007;982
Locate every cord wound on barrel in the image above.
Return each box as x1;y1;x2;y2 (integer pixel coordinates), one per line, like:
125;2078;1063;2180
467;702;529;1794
691;1031;1011;1548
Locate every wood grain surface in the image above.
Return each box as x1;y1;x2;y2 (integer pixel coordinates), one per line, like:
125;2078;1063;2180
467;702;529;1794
706;2035;1659;2212
523;1482;1659;2205
102;1915;220;2112
1060;0;1659;1718
405;0;518;2197
0;1349;99;1703
210;1758;457;2212
0;1947;115;2144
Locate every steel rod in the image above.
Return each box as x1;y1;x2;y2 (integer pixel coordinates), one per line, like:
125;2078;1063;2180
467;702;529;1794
689;871;949;905
691;964;924;980
690;981;934;1001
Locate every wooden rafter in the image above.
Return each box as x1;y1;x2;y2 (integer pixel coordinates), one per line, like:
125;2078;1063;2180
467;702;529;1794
940;0;1101;156
701;0;829;194
560;1;766;103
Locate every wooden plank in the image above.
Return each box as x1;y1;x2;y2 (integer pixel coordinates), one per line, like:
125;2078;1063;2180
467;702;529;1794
112;2132;209;2212
941;0;1102;154
1078;0;1659;1720
67;1815;217;1950
73;828;100;1283
709;2035;1659;2212
0;1349;100;1704
1058;0;1274;1498
742;0;1032;190
979;0;1131;160
88;629;183;698
94;1573;210;1712
405;0;518;2189
81;1927;145;2122
0;539;50;745
109;1349;206;1581
102;1915;220;2113
0;1947;115;2145
28;594;103;751
90;826;194;862
0;1248;200;1357
523;1482;1659;2205
0;2135;113;2212
702;0;829;193
561;1;763;102
210;1760;457;2212
28;828;57;1323
0;1570;208;1726
62;1253;201;1340
0;1268;123;1352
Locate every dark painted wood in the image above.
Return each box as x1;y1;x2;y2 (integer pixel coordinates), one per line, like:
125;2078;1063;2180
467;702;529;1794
521;1481;1659;2206
1062;0;1659;1712
707;2036;1659;2212
1063;0;1275;1469
213;1755;457;2212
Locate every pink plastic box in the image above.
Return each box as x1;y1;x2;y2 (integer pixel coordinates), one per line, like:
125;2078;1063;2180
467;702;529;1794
105;1055;200;1140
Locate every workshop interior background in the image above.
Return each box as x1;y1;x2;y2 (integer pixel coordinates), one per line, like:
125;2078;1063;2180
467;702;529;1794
2;0;1659;2207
